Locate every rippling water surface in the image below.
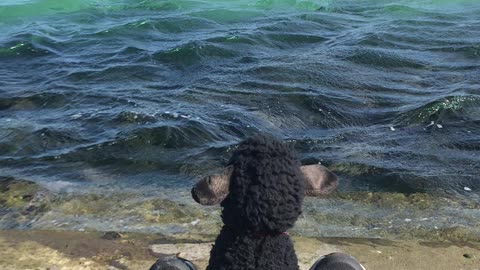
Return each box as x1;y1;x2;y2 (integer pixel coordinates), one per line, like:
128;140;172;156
1;0;479;238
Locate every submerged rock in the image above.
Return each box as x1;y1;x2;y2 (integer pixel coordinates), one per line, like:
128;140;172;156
0;176;52;230
333;192;443;210
410;226;480;243
0;176;40;209
56;194;207;224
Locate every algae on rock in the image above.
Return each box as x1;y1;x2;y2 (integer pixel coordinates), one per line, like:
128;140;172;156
0;176;41;209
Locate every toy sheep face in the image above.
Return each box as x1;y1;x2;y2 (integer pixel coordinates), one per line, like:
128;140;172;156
192;164;338;205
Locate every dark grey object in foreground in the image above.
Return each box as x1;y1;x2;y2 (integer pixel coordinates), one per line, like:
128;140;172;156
149;257;198;270
310;253;366;270
149;253;365;270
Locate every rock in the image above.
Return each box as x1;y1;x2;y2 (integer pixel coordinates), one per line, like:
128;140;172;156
463;253;473;259
102;231;122;240
0;177;41;208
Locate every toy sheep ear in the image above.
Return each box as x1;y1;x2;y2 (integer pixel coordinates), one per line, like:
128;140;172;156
301;164;338;196
191;164;337;205
191;166;233;205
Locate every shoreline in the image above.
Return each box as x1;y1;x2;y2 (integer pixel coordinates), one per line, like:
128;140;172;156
1;229;479;270
2;177;480;243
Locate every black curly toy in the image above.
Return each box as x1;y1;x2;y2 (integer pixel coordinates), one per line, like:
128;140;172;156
150;134;365;270
207;134;304;270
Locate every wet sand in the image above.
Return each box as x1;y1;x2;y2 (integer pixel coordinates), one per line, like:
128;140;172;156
1;230;479;270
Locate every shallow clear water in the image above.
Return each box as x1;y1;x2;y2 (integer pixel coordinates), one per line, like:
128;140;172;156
1;0;479;238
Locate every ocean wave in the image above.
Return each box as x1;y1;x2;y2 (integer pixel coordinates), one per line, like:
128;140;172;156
57;121;223;165
0;93;67;111
395;95;480;126
113;111;157;125
187;9;264;24
0;0;91;19
0;40;54;58
153;42;238;67
262;33;328;48
85;17;217;37
0;127;86;157
344;48;426;69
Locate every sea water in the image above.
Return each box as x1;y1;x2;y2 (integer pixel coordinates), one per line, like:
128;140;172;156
0;0;479;239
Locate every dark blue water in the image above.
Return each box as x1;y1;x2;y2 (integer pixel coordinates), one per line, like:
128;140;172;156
1;0;479;237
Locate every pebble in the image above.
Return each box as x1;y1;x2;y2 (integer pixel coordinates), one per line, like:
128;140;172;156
464;187;472;191
463;253;473;259
102;231;122;240
190;219;200;226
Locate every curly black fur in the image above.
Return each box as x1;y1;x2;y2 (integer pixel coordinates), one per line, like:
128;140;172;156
206;134;305;270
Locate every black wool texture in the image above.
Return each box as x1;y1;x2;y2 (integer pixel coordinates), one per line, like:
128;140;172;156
207;134;305;270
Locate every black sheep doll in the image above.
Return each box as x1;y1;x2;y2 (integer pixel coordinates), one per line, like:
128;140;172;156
150;135;364;270
206;134;306;270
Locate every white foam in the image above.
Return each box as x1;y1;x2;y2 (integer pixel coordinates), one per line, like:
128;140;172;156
40;180;78;192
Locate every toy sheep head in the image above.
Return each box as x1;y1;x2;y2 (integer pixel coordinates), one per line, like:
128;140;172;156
191;154;338;205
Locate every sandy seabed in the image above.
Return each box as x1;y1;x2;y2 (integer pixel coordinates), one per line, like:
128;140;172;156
0;230;479;270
